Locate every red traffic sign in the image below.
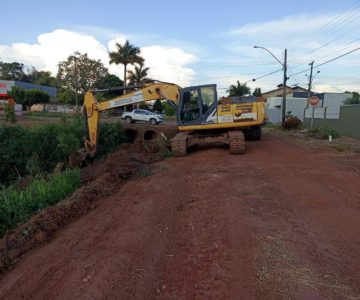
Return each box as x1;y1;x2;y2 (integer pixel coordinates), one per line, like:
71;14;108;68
309;95;320;106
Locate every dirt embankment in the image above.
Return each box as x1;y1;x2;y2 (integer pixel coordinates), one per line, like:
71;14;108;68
0;129;360;299
0;144;164;273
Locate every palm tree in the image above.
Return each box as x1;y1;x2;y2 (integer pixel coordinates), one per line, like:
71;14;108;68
227;80;250;97
109;40;144;86
127;62;150;85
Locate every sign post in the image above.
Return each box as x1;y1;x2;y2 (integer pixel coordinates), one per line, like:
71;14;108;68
309;96;320;128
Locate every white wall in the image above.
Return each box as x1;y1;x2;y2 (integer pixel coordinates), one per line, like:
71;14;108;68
323;93;350;107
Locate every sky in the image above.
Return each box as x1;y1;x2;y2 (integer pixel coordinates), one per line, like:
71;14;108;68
1;0;360;96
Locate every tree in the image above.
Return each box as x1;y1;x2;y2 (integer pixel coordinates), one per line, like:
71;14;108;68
252;87;262;97
101;74;124;97
57;52;108;108
163;102;176;116
127;62;150;85
8;86;50;109
227;81;250;97
109;40;144;86
0;61;28;81
27;68;57;87
8;86;25;104
57;88;79;105
25;89;50;107
153;99;163;112
344;92;360;105
101;74;123;89
92;74;125;103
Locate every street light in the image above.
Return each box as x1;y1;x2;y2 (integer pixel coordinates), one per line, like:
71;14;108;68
254;45;288;123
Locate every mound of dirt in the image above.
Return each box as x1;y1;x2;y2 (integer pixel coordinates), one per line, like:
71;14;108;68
0;144;164;273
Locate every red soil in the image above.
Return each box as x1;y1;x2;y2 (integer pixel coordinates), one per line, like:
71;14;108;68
1;129;360;299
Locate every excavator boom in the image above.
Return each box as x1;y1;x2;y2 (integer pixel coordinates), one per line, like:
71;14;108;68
82;82;181;157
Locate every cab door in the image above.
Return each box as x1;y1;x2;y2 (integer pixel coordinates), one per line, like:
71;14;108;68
177;84;218;126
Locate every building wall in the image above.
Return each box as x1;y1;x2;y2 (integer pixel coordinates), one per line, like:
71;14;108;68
263;87;294;98
303;105;360;139
266;108;281;123
0;80;57;100
323;93;350;107
286;98;308;121
0;80;15;94
266;97;308;122
267;92;353;124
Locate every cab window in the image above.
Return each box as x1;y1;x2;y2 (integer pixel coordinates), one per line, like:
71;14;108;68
200;86;216;113
181;89;201;122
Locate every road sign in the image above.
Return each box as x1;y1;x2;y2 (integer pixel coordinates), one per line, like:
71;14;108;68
309;95;320;106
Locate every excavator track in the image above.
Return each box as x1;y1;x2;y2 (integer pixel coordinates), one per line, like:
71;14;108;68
228;130;245;154
171;132;189;156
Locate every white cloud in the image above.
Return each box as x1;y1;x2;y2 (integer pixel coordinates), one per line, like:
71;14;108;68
0;29;197;87
141;46;197;85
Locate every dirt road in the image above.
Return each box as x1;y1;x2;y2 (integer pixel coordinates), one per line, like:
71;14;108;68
1;130;360;299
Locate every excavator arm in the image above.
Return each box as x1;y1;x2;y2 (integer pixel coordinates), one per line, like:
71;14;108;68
82;82;181;157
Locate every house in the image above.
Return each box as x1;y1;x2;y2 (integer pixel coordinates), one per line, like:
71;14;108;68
262;84;308;98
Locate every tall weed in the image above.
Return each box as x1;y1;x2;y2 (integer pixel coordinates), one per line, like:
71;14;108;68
0;169;80;236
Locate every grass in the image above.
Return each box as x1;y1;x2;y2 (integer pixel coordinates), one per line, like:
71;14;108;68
307;125;341;139
254;232;358;299
0;169;80;237
332;142;352;153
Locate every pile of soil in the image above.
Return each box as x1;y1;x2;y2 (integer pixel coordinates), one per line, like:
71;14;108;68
0;144;164;273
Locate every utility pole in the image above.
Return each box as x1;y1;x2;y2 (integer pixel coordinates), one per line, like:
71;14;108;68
253;45;288;124
308;61;315;128
74;55;78;112
307;61;314;105
282;49;288;123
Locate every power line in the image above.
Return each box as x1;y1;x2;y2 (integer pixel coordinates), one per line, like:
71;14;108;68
307;16;360;56
313;8;360;45
315;38;360;61
304;0;360;42
292;1;360;64
290;46;360;77
246;69;283;83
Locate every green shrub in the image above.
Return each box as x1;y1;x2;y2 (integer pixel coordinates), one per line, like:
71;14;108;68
0;169;80;237
5;104;16;123
25;117;83;173
163;102;176;116
0;117;83;184
8;86;25;106
97;122;127;157
0;117;125;186
153;99;163;112
8;86;50;109
0;125;31;184
307;125;341;139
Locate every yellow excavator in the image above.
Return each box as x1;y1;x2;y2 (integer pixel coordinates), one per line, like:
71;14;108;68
80;81;266;160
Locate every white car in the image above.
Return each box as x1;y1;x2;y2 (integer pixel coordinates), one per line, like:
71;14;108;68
122;109;164;125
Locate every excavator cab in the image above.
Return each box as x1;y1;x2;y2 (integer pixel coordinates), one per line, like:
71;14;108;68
178;84;218;126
